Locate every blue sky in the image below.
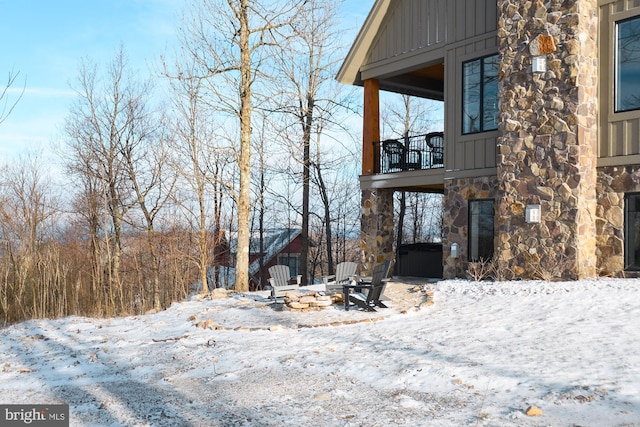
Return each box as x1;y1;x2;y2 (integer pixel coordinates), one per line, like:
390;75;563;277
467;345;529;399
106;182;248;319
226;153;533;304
0;0;374;163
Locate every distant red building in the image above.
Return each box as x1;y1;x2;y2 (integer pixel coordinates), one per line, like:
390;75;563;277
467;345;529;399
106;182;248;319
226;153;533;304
216;228;302;290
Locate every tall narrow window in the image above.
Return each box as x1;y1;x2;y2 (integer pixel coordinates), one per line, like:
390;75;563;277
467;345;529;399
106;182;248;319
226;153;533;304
625;193;640;270
468;199;494;261
616;16;640;112
462;54;499;134
278;254;300;277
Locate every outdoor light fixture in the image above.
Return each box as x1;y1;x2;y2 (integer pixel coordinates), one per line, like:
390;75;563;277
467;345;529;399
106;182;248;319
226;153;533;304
450;243;459;259
532;55;547;74
525;204;542;223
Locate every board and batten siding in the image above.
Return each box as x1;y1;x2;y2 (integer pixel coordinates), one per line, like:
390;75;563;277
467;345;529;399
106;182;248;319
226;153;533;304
365;0;447;64
598;0;640;166
363;0;497;71
364;0;497;65
360;0;499;177
445;35;499;175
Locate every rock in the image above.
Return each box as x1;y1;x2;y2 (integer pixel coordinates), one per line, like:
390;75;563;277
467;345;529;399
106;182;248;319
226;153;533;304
210;288;228;299
311;392;331;401
283;291;302;299
331;294;344;303
288;302;310;309
505;119;521;132
196;319;214;329
525;405;543;416
309;299;333;308
269;324;285;332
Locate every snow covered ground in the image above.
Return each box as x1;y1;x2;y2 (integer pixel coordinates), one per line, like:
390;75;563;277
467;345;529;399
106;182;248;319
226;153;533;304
1;278;640;426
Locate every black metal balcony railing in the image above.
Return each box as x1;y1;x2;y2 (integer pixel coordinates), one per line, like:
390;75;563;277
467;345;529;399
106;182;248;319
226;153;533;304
375;132;444;174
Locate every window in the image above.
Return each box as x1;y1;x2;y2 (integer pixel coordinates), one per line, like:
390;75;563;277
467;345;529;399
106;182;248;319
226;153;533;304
624;193;640;270
278;254;300;277
462;54;499;134
468;199;494;262
616;16;640;112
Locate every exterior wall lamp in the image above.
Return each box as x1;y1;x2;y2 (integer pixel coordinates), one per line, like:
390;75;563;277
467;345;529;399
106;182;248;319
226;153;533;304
450;243;459;259
532;55;547;74
525;204;542;223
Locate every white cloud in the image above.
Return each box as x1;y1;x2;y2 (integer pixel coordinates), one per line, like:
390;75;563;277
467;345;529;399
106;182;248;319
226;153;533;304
6;86;76;97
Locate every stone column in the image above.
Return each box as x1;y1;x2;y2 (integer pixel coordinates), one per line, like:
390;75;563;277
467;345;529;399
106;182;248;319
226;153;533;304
360;188;395;275
496;0;598;279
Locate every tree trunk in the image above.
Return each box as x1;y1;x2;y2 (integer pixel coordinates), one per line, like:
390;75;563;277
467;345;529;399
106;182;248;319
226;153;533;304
300;104;313;286
315;161;333;275
396;191;406;276
234;0;252;292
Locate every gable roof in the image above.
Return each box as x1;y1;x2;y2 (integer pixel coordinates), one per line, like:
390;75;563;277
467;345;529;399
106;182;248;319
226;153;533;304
247;228;301;275
228;228;302;275
216;228;302;289
336;0;391;86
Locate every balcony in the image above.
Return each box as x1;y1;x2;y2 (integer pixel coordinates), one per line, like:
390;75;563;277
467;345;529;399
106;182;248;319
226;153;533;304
375;132;444;174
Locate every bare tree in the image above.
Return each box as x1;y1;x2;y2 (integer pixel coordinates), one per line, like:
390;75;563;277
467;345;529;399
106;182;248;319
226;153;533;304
0;155;56;254
68;175;103;312
0;154;61;322
252;116;270;289
405;192;443;243
312;130;361;274
168;73;211;294
0;69;24;125
177;0;306;292
165;55;233;294
313;131;334;274
381;94;441;256
63;48;151;311
273;0;349;282
120;111;176;310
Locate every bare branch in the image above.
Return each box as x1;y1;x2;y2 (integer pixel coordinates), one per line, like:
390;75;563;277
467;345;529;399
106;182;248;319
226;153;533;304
0;69;25;125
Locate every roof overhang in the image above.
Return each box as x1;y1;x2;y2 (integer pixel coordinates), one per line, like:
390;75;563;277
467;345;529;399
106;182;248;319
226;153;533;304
336;0;391;86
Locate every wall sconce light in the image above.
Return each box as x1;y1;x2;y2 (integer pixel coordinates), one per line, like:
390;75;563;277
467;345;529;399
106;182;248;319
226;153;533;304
450;243;459;259
532;55;547;74
525;204;541;223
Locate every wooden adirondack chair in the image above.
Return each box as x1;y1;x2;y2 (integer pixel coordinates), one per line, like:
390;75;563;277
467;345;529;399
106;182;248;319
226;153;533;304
267;265;301;298
322;261;358;292
342;262;389;312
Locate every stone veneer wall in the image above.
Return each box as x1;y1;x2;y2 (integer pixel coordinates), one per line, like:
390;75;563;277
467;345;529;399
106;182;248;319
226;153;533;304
596;166;640;277
495;0;598;279
360;188;395;275
443;176;500;279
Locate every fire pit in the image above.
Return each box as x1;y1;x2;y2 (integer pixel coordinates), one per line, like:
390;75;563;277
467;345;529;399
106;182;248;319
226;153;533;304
282;291;343;312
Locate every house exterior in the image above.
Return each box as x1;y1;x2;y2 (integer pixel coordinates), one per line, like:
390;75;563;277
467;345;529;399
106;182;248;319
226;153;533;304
337;0;640;279
222;228;303;289
248;228;303;289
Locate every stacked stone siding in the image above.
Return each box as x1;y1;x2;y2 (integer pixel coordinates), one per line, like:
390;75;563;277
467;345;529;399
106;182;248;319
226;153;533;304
443;176;499;279
496;0;598;279
596;166;640;276
360;189;395;275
